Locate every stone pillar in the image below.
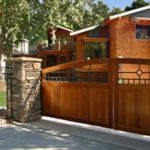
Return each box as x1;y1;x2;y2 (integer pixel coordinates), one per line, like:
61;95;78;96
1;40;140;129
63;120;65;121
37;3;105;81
6;57;42;123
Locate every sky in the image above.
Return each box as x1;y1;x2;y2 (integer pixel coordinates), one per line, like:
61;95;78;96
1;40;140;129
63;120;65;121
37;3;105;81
103;0;150;10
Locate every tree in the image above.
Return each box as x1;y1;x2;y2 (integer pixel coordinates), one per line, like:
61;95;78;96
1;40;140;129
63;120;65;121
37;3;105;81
110;7;123;15
78;0;109;29
0;0;30;54
125;0;149;11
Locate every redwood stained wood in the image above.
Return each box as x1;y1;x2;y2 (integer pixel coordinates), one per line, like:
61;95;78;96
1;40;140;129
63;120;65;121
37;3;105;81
76;34;87;60
109;17;150;59
42;81;111;127
58;86;88;120
38;50;71;56
117;85;150;133
42;59;109;74
42;58;150;135
110;59;119;129
89;87;110;125
42;82;58;115
81;37;109;42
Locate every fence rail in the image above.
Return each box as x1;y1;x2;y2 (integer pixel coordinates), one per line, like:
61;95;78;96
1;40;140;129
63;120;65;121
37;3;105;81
42;59;110;83
42;58;150;85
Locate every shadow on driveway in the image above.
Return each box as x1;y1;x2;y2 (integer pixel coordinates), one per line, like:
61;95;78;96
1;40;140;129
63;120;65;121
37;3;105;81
0;117;149;150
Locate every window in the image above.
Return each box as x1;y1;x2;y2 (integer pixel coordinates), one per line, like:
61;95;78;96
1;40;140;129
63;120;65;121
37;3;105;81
84;42;108;59
136;25;150;39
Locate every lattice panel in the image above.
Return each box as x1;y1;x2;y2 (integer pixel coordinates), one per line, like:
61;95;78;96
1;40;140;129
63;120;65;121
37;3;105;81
46;64;109;83
118;64;150;84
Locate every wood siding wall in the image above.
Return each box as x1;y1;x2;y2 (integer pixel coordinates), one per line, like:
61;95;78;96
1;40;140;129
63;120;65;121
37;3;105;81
109;17;150;59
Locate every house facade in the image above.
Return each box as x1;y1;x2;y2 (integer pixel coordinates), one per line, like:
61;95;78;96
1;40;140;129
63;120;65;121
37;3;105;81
38;26;74;68
70;5;150;61
20;6;150;68
107;6;150;59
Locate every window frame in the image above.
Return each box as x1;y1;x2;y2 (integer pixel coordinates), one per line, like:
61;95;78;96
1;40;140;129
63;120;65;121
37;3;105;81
83;41;108;60
135;24;150;40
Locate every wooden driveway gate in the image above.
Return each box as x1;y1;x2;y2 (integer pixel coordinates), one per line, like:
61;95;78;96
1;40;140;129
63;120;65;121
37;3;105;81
42;59;150;135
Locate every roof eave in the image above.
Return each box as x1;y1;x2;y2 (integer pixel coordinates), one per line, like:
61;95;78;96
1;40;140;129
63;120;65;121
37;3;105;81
70;25;100;36
109;5;150;21
57;25;73;32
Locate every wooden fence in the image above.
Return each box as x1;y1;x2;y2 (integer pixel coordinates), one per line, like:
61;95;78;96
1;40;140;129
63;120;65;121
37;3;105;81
42;58;150;135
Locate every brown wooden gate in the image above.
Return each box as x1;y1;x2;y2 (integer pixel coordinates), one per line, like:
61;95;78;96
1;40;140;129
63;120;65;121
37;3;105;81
42;59;150;135
114;59;150;135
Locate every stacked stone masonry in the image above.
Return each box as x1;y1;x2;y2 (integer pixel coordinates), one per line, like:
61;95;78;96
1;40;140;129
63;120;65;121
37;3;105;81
6;57;42;123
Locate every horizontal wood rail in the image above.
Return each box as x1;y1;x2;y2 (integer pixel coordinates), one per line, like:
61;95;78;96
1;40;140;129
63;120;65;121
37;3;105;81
117;58;150;64
38;49;72;56
42;59;110;75
42;58;150;73
81;37;109;42
42;58;150;85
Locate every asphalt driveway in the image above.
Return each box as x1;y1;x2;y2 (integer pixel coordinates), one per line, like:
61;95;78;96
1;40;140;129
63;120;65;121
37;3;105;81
0;117;150;150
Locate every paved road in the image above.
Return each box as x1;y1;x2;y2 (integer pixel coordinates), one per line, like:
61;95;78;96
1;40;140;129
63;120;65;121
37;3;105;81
0;117;150;150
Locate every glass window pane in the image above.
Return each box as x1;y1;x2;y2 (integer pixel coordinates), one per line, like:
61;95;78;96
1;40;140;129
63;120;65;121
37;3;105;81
84;42;107;59
136;25;150;39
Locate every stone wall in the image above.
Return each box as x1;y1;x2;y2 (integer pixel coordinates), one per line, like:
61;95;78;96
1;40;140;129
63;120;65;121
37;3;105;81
6;57;42;123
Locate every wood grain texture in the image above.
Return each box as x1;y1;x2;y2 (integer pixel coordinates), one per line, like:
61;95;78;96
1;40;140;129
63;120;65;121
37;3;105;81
116;85;150;134
42;82;111;127
42;58;150;135
88;87;110;125
42;59;110;74
81;37;109;42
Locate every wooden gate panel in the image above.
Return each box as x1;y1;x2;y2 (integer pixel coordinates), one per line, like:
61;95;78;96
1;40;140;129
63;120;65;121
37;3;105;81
117;88;136;128
42;82;58;115
116;85;150;134
88;86;110;127
137;89;150;130
57;85;88;120
42;82;111;127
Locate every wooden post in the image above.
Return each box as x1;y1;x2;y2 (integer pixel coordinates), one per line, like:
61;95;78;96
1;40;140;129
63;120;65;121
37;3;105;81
76;34;87;60
109;58;118;129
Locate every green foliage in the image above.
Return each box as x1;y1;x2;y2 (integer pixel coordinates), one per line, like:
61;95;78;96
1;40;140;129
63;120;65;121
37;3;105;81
110;7;124;15
125;0;149;11
85;42;107;59
0;0;30;53
81;0;109;28
0;91;6;107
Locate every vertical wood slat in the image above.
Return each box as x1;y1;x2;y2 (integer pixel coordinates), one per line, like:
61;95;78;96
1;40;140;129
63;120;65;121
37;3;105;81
117;85;150;135
42;82;111;127
89;87;110;125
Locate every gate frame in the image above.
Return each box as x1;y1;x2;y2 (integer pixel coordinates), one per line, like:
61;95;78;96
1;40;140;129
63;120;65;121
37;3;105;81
42;58;150;135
